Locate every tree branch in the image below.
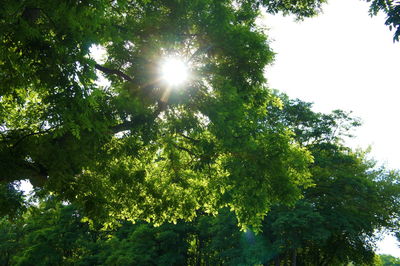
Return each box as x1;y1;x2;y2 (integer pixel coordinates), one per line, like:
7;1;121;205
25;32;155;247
112;100;169;134
171;143;196;156
95;64;134;82
1;159;48;188
111;121;136;134
5;127;56;147
180;133;200;143
188;45;214;62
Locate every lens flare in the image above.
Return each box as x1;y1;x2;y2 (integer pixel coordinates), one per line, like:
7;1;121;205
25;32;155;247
160;57;188;86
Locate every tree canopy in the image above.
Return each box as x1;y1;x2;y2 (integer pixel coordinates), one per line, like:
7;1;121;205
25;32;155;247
0;0;317;228
1;97;399;265
1;0;399;229
260;96;400;265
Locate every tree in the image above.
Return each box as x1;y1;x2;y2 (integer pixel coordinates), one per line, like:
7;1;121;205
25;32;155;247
0;217;23;266
0;198;97;266
1;0;398;229
259;97;400;266
0;183;26;220
93;221;190;266
0;202;266;266
379;254;400;266
186;209;267;265
1;97;399;265
1;0;326;228
365;0;400;42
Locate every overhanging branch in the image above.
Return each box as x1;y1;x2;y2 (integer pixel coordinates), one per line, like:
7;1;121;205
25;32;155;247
95;64;134;82
111;101;168;134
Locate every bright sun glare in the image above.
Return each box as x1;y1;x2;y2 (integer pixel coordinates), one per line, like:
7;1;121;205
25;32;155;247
160;57;189;86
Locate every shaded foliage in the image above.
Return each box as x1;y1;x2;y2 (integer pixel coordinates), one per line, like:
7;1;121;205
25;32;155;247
1;99;399;266
0;183;26;220
380;254;400;265
366;0;400;41
261;96;400;265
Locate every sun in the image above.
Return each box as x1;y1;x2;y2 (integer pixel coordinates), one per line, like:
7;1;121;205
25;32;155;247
160;57;189;86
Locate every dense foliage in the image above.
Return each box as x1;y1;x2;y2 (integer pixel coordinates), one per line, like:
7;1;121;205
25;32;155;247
380;254;400;266
0;0;322;228
1;0;399;246
1;98;399;266
260;96;400;265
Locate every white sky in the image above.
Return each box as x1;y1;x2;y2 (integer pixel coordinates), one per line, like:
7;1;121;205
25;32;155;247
263;0;400;257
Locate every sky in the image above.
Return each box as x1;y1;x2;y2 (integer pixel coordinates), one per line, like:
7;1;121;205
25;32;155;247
262;0;400;256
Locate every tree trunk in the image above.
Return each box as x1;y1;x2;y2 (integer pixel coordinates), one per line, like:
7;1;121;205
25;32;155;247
274;255;280;266
291;249;297;266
